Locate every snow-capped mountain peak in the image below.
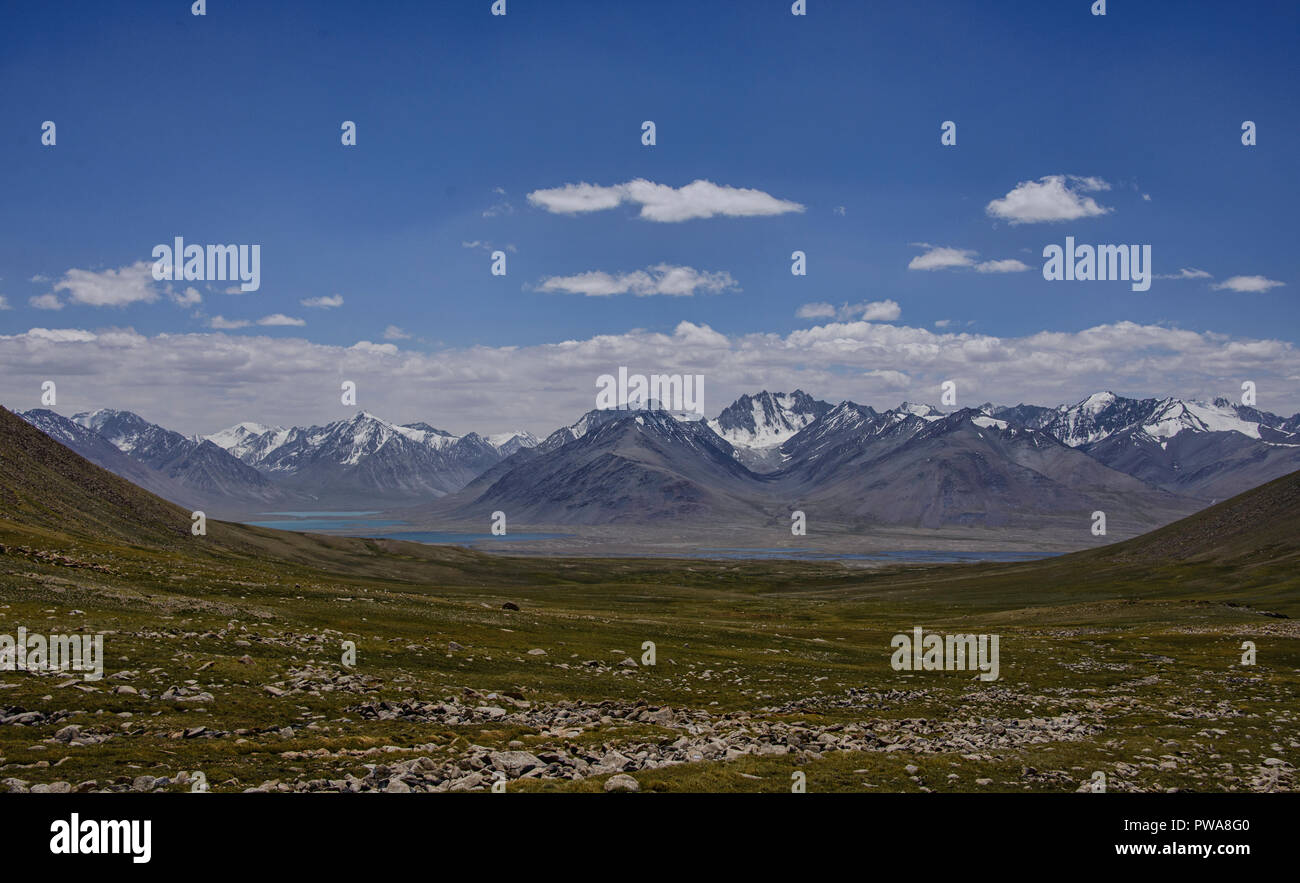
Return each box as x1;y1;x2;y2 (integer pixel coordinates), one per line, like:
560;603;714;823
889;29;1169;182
895;402;945;421
1139;398;1261;441
1043;392;1286;449
708;390;831;449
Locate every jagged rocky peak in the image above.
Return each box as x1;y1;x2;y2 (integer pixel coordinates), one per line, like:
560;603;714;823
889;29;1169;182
709;390;832;449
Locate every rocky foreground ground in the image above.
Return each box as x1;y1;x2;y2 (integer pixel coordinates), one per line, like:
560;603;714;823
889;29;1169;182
2;615;1295;794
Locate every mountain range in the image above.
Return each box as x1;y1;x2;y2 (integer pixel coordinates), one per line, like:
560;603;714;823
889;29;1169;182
16;408;536;516
13;390;1300;533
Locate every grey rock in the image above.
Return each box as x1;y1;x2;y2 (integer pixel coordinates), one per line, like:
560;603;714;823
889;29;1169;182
604;774;640;793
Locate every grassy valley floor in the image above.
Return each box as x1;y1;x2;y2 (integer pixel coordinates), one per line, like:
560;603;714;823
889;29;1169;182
0;523;1295;794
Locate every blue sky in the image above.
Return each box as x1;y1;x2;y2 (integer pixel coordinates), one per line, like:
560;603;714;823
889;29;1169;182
1;0;1297;434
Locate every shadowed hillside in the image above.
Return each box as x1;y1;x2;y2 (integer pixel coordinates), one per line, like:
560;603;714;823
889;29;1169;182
0;404;196;548
1097;467;1300;566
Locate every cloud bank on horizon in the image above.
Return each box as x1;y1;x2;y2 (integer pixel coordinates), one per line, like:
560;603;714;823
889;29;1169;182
2;314;1296;437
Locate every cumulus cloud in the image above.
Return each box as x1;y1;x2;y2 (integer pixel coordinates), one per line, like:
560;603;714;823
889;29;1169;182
51;261;160;307
209;316;250;329
213;314;305;329
170;286;202;307
1211;275;1285;293
909;246;976;271
301;295;344;309
908;245;1030;273
5;318;1295;436
0;295;9;310
796;302;837;319
799;300;901;321
22;327;98;343
29;294;63;310
858;301;902;321
257;314;306;327
383;325;411;340
974;259;1031;274
538;264;739;297
985;175;1113;224
527;178;804;222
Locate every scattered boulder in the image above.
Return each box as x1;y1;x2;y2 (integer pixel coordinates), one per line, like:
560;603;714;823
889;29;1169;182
604;774;640;793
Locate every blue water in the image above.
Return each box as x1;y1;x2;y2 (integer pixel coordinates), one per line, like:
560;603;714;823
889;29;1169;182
689;548;1044;563
262;511;381;517
245;513;1045;562
245;513;568;545
249;518;408;532
375;530;572;544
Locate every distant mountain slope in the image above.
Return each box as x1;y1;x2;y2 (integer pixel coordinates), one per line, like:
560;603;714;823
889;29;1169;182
1030;393;1300;500
207;411;535;505
72;408;283;505
440;410;765;525
14;389;1298;534
0;405;535;582
20;409;190;502
779;407;1193;530
20;408;297;514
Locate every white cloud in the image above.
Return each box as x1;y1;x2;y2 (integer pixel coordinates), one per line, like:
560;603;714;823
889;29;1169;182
383;325;411;340
170;286;202;307
796;302;837;319
908;246;1029;274
538;264;739;297
1211;275;1285;293
2;319;1297;438
863;369;910;386
350;341;399;355
858;300;902;321
52;261;160;307
798;300;901;322
1156;268;1213;281
0;295;9;310
974;259;1031;273
985;175;1113;224
29;294;63;310
22;327;98;343
462;241;516;253
257;314;306;327
1068;176;1111;193
527;178;804;222
301;295;344;309
482;188;515;218
29;274;50;283
209;316;250;329
908;246;975;271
